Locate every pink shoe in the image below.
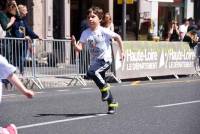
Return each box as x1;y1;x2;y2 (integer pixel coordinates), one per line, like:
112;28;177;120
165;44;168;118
2;124;18;134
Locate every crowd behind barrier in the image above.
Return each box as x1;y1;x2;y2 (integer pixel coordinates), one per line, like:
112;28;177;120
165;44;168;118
140;17;200;43
0;37;199;89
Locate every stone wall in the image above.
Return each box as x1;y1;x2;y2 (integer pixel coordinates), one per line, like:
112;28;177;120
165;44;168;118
32;0;44;38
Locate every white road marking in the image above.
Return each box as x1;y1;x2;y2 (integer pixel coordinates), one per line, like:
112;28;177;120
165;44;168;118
154;100;200;108
58;89;70;92
121;84;131;87
17;113;107;130
36;92;45;94
2;94;17;97
82;87;93;90
133;79;200;87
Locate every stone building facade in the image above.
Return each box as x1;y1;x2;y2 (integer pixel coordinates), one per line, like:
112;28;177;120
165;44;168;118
16;0;195;40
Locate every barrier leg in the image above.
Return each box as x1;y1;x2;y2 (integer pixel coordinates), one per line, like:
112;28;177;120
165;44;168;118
147;76;153;81
67;76;87;86
173;74;179;79
77;76;87;86
30;78;44;89
67;78;75;86
67;58;87;86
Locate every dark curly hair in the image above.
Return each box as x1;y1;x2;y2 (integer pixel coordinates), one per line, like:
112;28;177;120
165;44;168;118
87;6;104;20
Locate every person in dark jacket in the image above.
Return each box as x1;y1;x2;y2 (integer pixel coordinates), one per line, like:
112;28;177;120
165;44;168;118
0;0;17;58
12;5;39;39
0;0;17;88
11;4;40;74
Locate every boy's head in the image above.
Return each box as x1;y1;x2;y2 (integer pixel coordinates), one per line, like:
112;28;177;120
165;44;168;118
87;6;103;20
86;6;104;30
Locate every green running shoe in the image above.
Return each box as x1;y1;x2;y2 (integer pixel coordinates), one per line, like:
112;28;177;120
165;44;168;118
107;101;119;114
100;84;111;101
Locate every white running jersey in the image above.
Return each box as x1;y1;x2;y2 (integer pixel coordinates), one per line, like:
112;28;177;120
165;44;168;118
0;55;16;103
79;26;118;65
0;55;16;80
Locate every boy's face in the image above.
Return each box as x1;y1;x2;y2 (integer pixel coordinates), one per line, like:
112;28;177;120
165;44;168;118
87;11;100;30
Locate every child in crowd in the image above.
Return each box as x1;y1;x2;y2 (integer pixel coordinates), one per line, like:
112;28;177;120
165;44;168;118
101;12;114;31
0;54;34;134
72;7;124;114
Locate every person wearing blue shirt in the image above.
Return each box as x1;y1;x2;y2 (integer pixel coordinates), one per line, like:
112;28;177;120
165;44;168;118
11;4;40;74
12;5;39;39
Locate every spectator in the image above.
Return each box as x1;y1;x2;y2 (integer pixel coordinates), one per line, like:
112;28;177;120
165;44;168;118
12;4;40;54
0;0;17;60
0;0;17;87
183;29;199;49
166;20;180;41
11;4;40;74
179;18;189;41
101;12;115;72
101;12;114;31
0;0;17;37
196;20;200;38
158;24;164;40
187;17;197;32
80;18;89;33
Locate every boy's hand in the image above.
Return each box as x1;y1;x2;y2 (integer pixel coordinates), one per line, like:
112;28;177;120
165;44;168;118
71;35;82;52
71;35;76;46
24;90;35;99
120;52;125;61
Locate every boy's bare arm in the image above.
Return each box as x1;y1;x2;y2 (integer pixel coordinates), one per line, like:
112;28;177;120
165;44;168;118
7;74;34;98
114;35;125;61
71;35;83;52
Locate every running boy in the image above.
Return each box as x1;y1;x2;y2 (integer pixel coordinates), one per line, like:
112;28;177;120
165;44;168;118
0;54;34;134
72;7;124;114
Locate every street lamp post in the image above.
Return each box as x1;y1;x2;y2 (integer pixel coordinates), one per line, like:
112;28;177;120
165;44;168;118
122;0;126;40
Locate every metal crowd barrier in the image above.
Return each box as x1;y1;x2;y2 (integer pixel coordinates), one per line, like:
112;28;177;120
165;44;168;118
0;37;35;77
33;38;88;88
0;37;86;89
0;37;118;89
0;37;38;89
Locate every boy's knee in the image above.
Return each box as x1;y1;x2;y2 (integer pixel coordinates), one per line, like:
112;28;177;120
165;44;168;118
87;70;95;77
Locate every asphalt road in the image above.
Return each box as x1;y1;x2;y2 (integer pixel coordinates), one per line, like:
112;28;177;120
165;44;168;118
1;77;200;134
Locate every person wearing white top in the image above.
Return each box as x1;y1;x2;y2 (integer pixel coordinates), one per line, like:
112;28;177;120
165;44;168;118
179;18;189;41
